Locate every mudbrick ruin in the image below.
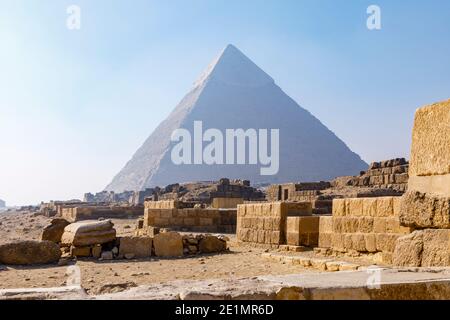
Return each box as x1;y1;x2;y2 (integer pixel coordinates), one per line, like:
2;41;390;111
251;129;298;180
0;99;449;300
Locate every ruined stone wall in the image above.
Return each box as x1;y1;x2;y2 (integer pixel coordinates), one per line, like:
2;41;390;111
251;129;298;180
393;99;450;267
61;206;144;222
143;208;236;233
320;197;412;264
266;183;330;202
236;202;312;246
348;158;409;192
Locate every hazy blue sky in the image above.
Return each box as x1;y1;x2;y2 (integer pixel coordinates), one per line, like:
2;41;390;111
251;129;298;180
1;0;450;205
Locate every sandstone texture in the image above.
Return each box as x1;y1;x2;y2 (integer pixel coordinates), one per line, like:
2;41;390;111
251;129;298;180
118;236;152;258
0;240;61;265
393;229;450;267
400;191;450;229
153;232;183;257
409;99;450;177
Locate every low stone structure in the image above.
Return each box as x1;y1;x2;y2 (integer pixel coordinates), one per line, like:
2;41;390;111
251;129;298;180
393;99;450;267
60;205;144;222
139;200;237;234
347;158;409;193
321;197;412;264
236;202;312;246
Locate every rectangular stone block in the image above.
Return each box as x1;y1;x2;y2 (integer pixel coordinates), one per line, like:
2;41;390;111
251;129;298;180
376;233;399;253
332;199;346;217
376;197;394;217
409;99;450;177
319;216;333;233
400;191;450;229
119;236;152;258
331;233;345;251
318;232;332;248
364;234;377;252
362;198;378;217
346;199;363;216
422;229;450;267
298;216;320;233
358;217;374;233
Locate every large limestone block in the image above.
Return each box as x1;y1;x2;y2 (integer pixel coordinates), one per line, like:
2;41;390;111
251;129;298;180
393;229;450;267
0;241;61;265
319;216;333;233
422;229;450;267
332;199;346;217
119;236;153;258
400;191;450;229
153;232;183;257
409;99;450;177
61;220;116;247
41;218;71;243
392;232;424;267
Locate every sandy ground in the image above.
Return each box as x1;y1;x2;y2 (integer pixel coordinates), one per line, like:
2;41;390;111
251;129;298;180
0;211;312;295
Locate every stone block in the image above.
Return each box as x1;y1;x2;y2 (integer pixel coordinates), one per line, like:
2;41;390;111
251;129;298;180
364;234;377;252
318;233;332;248
346;199;363;216
61;220;116;247
319;216;333;233
332;199;346;217
409;99;450;177
392;231;423;267
400;191;450;229
376;197;394;217
119;236;152;258
70;246;91;257
153;232;183;257
358;217;374;233
362;198;378;217
376;233;399;253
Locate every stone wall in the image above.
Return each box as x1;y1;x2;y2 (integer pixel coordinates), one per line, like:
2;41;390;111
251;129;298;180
347;158;409;193
211;197;244;209
142;207;237;233
236;202;312;246
320;197;412;264
266;182;330;202
61;205;144;222
286;216;320;247
393;99;450;267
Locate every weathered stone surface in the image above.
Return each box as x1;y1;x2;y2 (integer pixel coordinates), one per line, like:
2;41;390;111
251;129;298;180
400;191;450;229
61;220;116;247
422;229;450;267
41;218;71;243
153;232;183;257
0;241;61;265
198;236;227;253
393;229;450;267
119;236;152;258
409;99;450;177
392;232;423;267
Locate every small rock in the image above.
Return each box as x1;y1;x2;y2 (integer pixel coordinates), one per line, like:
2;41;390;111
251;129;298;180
100;251;113;260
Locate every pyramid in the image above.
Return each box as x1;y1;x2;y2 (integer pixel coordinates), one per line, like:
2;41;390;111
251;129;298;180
106;45;367;192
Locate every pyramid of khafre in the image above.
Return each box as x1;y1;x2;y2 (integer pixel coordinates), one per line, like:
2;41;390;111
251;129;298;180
106;44;367;192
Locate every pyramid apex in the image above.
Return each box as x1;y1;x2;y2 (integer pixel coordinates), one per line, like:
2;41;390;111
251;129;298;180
194;44;274;88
